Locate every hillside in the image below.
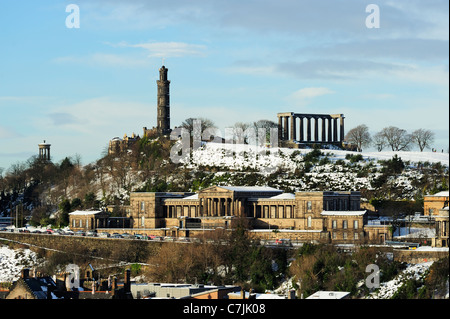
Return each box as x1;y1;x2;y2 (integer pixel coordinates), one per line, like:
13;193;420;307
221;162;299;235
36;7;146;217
0;140;448;226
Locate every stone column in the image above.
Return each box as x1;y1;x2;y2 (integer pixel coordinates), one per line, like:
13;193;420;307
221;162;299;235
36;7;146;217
278;116;283;141
284;116;289;141
290;115;296;141
328;118;332;142
340;116;345;142
333;118;338;142
321;117;326;142
299;117;304;141
314;117;319;141
307;117;311;141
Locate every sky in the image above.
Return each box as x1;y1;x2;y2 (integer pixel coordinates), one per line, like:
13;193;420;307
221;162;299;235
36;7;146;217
0;0;448;170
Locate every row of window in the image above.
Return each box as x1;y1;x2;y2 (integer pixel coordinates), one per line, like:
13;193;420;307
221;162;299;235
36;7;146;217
72;219;87;228
332;232;360;240
305;200;359;211
331;220;358;229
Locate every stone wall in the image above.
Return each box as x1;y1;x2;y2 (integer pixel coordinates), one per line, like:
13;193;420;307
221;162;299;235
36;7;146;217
393;248;449;264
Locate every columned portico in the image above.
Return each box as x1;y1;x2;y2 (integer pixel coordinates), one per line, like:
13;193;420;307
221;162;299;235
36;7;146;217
277;112;345;145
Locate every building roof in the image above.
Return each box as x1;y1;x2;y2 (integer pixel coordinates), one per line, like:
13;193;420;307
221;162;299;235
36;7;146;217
69;210;105;216
321;210;367;216
306;291;350;299
219;186;281;193
269;193;296;199
183;194;199;200
426;191;449;197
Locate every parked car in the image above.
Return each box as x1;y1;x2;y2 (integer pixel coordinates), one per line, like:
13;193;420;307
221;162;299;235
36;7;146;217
134;234;145;240
275;238;292;246
75;230;85;236
86;231;97;237
111;233;123;239
98;232;110;238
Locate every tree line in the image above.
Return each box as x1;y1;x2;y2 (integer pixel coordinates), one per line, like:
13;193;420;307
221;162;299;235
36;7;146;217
345;125;439;153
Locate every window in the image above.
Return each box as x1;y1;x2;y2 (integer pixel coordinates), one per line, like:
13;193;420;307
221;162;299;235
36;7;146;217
141;216;145;227
332;232;337;239
140;201;145;212
307;216;312;228
354;233;359;240
343;232;347;240
353;220;358;229
332;220;337;229
307;201;312;211
343;220;348;229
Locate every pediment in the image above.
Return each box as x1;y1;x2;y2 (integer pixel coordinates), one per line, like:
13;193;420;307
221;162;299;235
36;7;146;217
199;186;233;194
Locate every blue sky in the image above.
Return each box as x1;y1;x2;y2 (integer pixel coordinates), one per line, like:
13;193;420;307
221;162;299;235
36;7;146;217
0;0;448;170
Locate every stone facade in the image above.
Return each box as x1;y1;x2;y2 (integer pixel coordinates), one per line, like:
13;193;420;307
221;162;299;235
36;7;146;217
424;191;449;216
69;210;110;232
432;207;449;248
108;132;140;155
127;185;367;243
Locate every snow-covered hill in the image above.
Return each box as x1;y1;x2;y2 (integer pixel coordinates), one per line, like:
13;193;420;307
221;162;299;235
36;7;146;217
177;142;448;199
184;142;449;172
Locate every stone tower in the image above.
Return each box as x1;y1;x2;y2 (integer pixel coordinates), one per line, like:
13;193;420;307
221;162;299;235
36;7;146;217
38;140;51;161
156;65;171;135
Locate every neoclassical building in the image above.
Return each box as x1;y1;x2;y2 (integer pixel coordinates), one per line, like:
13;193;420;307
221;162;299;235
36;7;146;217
127;185;367;243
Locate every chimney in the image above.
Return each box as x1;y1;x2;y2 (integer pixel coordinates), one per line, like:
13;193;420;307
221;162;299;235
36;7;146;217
124;269;131;293
111;277;117;296
288;289;296;299
21;268;30;279
47;284;52;300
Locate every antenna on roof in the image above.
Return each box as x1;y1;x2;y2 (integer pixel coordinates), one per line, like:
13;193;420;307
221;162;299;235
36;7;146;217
162;57;165;66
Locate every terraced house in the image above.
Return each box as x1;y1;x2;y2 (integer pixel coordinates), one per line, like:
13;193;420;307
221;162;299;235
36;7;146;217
127;185;368;243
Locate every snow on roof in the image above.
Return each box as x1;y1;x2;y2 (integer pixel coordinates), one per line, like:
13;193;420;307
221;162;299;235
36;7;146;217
219;186;281;192
321;210;367;216
69;210;104;216
269;193;296;199
427;191;449;197
306;291;350;299
183;194;199;200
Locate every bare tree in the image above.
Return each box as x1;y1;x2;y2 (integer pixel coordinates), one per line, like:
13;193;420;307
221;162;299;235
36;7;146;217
411;129;435;152
378;126;411;151
180;117;216;134
344;124;371;152
373;131;387;152
231;122;253;144
253;119;278;144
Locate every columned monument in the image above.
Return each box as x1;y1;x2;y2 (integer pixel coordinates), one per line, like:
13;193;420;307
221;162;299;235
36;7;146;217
277;112;345;146
38;140;51;161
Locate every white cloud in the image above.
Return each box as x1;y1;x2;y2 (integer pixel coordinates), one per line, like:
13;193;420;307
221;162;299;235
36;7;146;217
53;53;150;68
286;87;336;107
122;41;207;58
